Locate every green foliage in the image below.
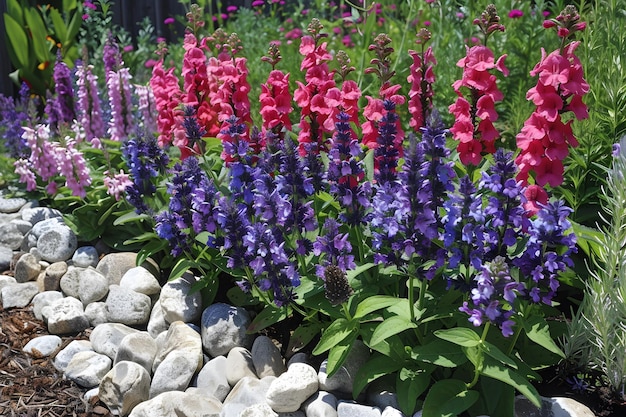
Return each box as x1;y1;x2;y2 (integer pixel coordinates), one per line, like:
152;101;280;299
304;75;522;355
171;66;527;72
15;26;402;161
3;0;83;96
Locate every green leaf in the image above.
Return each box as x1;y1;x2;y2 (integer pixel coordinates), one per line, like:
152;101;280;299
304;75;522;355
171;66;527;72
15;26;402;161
4;14;29;68
247;305;288;333
286;321;324;356
411;339;467;367
396;367;432;415
7;0;23;22
65;9;82;44
325;337;356;377
136;238;168;266
113;210;151;225
346;262;377;284
480;356;541;408
470;376;515;417
24;8;50;63
370;315;418;347
482;341;518;369
422;379;479;417
435;328;482;347
353;354;404;398
48;8;67;43
312;318;358;355
168;258;196;282
353;295;399;320
522;315;566;358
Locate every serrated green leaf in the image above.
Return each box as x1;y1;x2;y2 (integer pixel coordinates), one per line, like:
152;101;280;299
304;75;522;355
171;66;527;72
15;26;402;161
435;328;482;347
312;318;358;355
4;14;29;68
370;315;418;347
423;379;479;417
353;354;404;398
353;295;399;319
480;356;541;408
522;315;565;358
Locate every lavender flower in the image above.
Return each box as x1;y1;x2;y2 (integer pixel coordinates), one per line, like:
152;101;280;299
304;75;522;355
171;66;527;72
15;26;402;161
0;90;28;158
103;32;122;82
215;197;251;270
76;62;105;142
107;67;134;141
155;211;189;257
374;99;402;185
50;53;77;128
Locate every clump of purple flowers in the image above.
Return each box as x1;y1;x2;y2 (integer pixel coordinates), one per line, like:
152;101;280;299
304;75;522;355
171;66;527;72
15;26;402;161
0;84;29;158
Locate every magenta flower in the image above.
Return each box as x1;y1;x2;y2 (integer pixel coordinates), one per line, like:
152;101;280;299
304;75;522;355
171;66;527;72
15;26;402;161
508;9;524;19
252;0;264;6
226;5;238;12
164;17;175;25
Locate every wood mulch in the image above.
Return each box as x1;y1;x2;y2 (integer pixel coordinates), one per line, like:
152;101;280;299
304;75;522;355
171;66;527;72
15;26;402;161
0;305;112;417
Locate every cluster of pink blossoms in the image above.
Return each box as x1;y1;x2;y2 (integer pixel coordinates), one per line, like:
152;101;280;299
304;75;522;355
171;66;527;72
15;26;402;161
515;6;589;188
75;62;105;143
259;43;293;138
150;58;184;148
407;29;436;131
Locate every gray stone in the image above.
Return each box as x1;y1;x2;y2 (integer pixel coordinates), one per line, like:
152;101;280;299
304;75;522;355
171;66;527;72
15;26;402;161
221;376;276;417
0;275;17;303
226;347;258;387
85;302;109;327
65;350;112;388
201;303;253;357
23;335;62;357
96;252;138;286
367;377;401;410
240;403;279;417
0;197;27;213
128;391;222;417
514;395;595;417
37;224;78;262
152;321;203;374
71;245;99;268
147;300;169;338
105;285;151;326
251;335;286;378
99;361;151;416
90;323;141;360
0;222;24;250
337;401;382;417
266;363;319;412
77;267;109;305
0;246;14;272
14;253;41;283
53;340;94;372
303;391;339;417
12;219;34;234
21;207;62;225
32;291;63;320
46;296;90;334
160;272;203;324
43;261;67;291
59;265;84;298
319;340;370;395
115;332;157;374
287;353;309;368
1;282;39;308
196;356;231;402
150;350;198;398
120;266;161;296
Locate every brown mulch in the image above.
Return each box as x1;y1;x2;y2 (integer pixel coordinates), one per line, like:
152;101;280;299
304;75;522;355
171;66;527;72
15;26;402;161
0;305;112;417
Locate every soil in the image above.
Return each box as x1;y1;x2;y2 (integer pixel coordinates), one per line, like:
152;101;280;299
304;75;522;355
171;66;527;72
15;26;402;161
0;305;112;417
1;302;625;417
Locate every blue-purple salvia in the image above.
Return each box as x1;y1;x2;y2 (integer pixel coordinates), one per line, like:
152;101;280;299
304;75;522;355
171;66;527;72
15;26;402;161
327;111;371;226
0;85;29;158
122;133;170;213
47;53;76;131
182;105;207;152
313;218;356;278
374;99;402;185
103;32;122;82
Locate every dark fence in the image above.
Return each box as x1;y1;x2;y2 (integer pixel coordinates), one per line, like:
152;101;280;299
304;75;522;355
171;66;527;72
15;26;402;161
0;1;254;97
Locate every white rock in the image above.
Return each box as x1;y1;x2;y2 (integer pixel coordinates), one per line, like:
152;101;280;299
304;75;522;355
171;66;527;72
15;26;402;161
266;362;319;412
120;266;161;295
251;335;286;378
84;302;109;327
381;406;405;417
78;267;109;305
159;272;202;324
115;332;157;374
32;291;63;321
239;403;279;417
226;347;258;387
96;252;138;286
128;391;222;417
72;245;99;268
14;252;41;283
23;335;62;357
337;401;382;417
1;282;39;308
150;350;198;398
201;302;253;357
53;340;94;372
303;391;339;417
195;356;231;402
90;322;141;360
152;321;203;374
221;376;276;417
147;300;169;338
105;285;152;326
37;224;78;262
65;350;112;388
99;361;151;416
46;296;90;334
59;265;85;298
